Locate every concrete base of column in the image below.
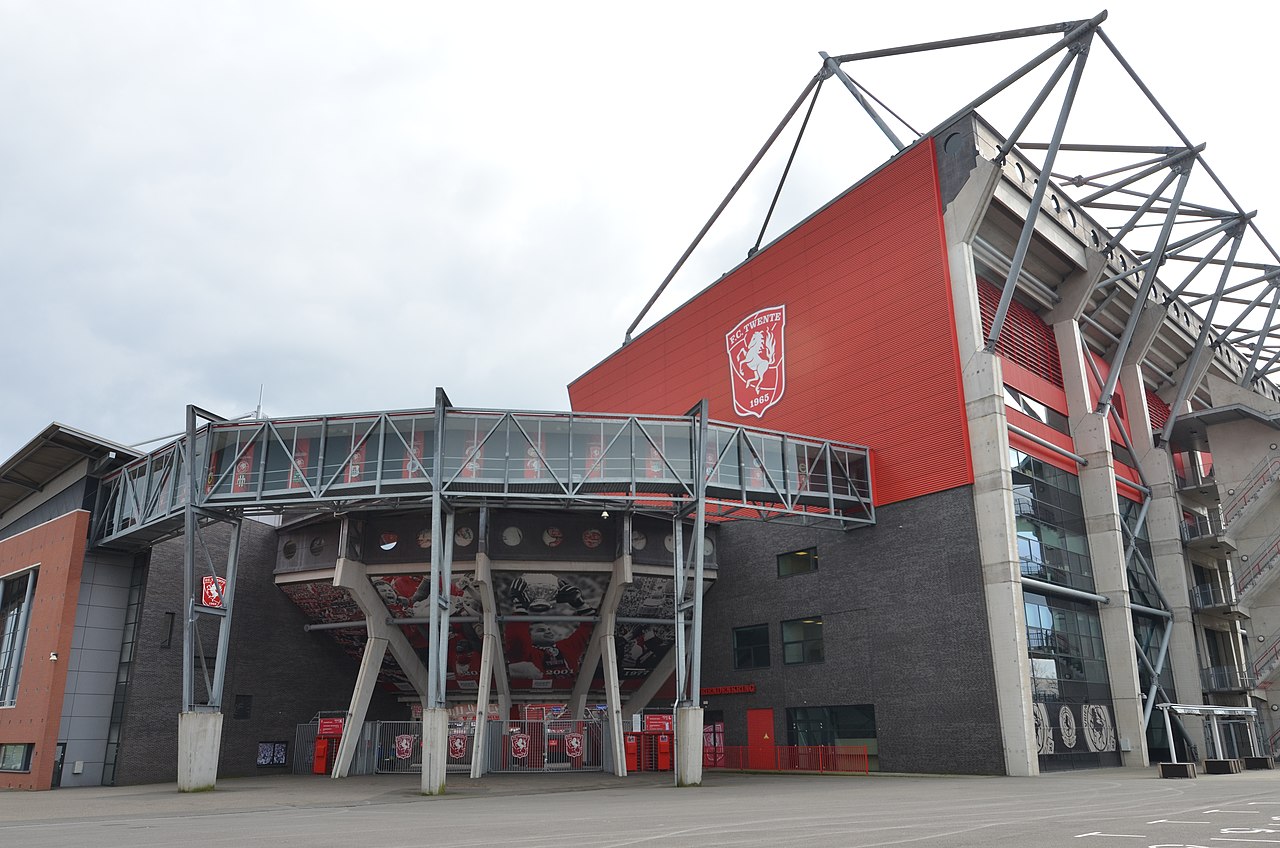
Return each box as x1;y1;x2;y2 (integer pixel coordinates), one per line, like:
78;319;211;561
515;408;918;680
177;711;223;792
675;706;704;787
421;708;449;795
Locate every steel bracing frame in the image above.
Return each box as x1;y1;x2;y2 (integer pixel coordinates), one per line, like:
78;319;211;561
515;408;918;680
91;393;874;781
620;13;1280;761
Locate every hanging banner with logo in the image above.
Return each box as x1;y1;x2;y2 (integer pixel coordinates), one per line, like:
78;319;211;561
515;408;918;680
510;732;531;759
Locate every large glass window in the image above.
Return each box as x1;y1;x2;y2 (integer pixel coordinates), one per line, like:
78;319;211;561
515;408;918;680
1011;448;1095;592
0;570;37;708
782;617;823;664
732;624;769;669
777;547;817;577
1024;591;1120;770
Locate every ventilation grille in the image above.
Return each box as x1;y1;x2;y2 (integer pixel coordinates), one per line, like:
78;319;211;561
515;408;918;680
1146;390;1171;429
977;279;1064;387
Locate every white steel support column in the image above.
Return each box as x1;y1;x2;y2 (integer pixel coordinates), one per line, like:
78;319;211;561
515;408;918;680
333;635;388;778
1120;365;1204;753
470;536;509;779
945;156;1038;776
1055;320;1148;767
332;556;429;780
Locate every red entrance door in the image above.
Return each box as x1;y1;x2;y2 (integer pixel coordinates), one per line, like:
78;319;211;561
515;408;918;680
747;708;775;770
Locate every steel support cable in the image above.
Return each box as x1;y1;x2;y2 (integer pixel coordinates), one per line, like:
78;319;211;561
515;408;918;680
920;12;1106;141
624;73;823;344
1160;233;1233;302
820;52;905;150
1161;231;1245;442
1051;150;1187;187
1080;341;1171;615
1096;166;1194;413
1079;145;1203;207
1097;28;1280;268
994;50;1077;163
1245;286;1280;384
1143;212;1254;263
1099;166;1180;252
986;36;1093;353
751;76;825;257
832;18;1093;63
842;75;920;138
1185;265;1280;308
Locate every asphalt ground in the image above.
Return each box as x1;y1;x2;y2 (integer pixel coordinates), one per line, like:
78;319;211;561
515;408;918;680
3;766;1280;847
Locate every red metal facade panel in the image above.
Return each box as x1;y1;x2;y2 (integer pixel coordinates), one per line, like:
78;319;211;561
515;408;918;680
570;141;970;506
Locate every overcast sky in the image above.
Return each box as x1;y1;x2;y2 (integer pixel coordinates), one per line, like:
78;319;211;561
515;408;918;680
2;2;1276;459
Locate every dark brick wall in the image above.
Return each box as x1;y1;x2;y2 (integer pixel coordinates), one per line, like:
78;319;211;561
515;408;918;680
703;485;1006;775
113;518;400;784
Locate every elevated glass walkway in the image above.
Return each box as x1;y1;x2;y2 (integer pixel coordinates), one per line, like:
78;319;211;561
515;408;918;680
91;402;874;549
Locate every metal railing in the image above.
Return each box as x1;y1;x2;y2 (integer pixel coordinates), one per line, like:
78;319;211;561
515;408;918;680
1200;664;1256;693
1223;454;1280;527
93;405;875;547
1190;582;1238;611
1181;509;1226;543
1236;525;1280;597
704;745;869;774
1252;634;1280;685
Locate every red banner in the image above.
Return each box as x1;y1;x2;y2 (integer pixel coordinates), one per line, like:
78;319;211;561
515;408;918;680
345;439;367;484
289;440;311;489
231;443;255;494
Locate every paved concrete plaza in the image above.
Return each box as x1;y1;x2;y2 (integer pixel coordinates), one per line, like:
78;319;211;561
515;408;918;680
4;767;1280;847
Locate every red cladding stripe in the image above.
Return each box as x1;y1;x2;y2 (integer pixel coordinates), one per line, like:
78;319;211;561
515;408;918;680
570;141;971;506
1146;390;1171;429
976;279;1063;388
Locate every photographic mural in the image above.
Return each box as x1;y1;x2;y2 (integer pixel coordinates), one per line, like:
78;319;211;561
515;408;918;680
283;569;687;698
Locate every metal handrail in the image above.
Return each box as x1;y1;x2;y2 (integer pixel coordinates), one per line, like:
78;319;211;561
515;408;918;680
1223;454;1280;526
1200;664;1256;692
93;404;876;546
1190;582;1238;611
1181;509;1225;542
1252;634;1280;682
1235;525;1280;596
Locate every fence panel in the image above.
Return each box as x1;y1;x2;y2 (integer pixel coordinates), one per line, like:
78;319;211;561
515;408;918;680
707;745;868;775
485;719;605;773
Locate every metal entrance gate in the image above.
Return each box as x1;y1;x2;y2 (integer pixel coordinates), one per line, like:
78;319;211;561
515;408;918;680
485;719;606;773
373;720;477;774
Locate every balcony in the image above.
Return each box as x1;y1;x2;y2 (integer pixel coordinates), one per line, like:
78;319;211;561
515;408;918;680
1190;583;1248;620
1181;508;1236;554
1200;664;1256;694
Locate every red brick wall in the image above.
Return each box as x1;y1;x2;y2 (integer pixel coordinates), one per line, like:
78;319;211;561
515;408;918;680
570;140;970;506
0;510;88;790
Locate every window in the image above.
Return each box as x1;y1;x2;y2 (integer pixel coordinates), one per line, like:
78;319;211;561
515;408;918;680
777;547;817;577
732;625;770;669
782;617;823;664
787;705;876;746
0;570;37;707
0;743;33;772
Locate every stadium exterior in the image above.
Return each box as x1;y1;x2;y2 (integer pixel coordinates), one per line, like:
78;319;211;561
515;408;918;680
4;15;1280;790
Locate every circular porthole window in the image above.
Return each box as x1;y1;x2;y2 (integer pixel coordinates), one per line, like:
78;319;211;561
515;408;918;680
282;540;297;560
310;537;326;556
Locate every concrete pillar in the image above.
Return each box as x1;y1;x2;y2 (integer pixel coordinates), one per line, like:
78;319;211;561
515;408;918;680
421;708;449;795
1055;321;1148;767
177;711;223;792
942;160;1038;776
675;706;704;787
1122;367;1206;753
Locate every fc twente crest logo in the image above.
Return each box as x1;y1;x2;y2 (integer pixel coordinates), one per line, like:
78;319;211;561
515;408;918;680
726;305;786;418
